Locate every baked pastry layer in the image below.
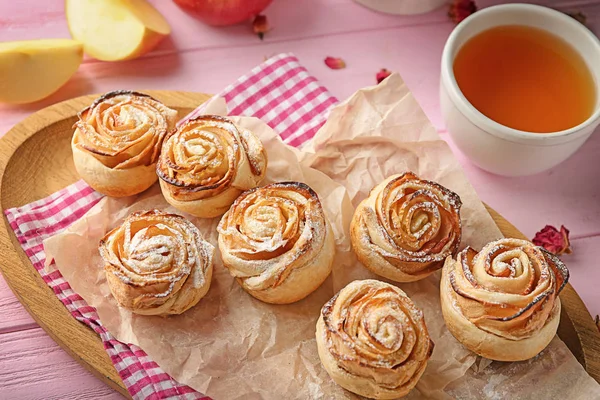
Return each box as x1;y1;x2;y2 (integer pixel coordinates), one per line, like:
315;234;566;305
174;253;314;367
72;90;178;197
351;172;462;282
217;181;335;304
99;209;214;316
316;279;434;399
157;115;267;218
440;238;569;361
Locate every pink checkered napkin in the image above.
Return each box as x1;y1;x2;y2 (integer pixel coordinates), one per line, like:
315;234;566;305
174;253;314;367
185;53;336;146
4;53;337;400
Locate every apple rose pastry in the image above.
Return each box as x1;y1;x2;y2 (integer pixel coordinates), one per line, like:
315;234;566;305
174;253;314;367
217;182;335;304
351;172;462;282
72;90;178;197
316;279;434;399
157;115;268;218
99;209;214;316
441;238;569;361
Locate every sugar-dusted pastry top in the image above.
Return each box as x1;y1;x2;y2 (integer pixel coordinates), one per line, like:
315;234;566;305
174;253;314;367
445;238;568;340
317;279;433;399
218;181;335;304
351;172;462;282
99;209;214;316
157;115;267;202
73;90;177;169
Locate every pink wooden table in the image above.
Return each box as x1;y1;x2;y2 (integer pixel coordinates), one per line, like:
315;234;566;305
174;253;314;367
1;0;598;398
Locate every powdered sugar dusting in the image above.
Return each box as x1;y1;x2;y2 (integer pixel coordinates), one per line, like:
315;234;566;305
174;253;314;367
75;91;175;169
448;238;565;340
355;173;461;273
219;182;327;290
320;280;432;390
100;210;213;307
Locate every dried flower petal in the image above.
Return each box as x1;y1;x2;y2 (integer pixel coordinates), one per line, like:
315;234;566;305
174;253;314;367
532;225;572;255
376;68;391;84
449;0;477;24
596;315;599;332
253;15;269;40
263;53;277;62
564;11;587;26
324;56;346;70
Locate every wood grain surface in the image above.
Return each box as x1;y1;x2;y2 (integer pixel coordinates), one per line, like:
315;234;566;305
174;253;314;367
0;328;123;400
0;276;36;334
0;91;598;399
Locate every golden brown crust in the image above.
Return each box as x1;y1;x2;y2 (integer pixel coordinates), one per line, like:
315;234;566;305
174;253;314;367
99;209;214;316
316;279;433;399
217;182;335;304
440;238;569;361
157;115;267;218
71;90;178;197
351;172;462;282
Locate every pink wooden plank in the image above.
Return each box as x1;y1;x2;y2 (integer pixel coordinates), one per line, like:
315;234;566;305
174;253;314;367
0;2;69;41
149;0;451;52
0;327;123;399
1;0;597;55
0;0;449;56
0;275;36;334
0;0;450;50
564;236;600;319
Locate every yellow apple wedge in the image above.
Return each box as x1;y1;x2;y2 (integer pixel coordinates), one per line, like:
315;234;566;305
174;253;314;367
0;39;83;104
66;0;170;61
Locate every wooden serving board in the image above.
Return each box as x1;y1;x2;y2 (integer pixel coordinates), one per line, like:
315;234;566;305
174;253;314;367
0;91;598;398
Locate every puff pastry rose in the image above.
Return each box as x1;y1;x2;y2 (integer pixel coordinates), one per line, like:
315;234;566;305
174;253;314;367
441;238;569;361
217;182;335;304
157;115;268;218
351;172;462;282
99;209;214;316
316;279;434;399
72;90;178;197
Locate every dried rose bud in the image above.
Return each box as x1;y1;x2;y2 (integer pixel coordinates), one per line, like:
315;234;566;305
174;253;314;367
324;56;346;70
449;0;477;24
532;225;572;255
253;15;269;40
376;68;391;84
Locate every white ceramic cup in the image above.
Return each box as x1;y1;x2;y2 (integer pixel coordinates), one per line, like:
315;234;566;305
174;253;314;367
353;0;446;15
440;4;600;176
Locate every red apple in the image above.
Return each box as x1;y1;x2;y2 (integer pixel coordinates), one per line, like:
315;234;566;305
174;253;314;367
173;0;273;26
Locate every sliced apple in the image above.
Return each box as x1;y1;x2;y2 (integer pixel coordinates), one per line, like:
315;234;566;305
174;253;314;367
0;39;83;104
66;0;171;61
